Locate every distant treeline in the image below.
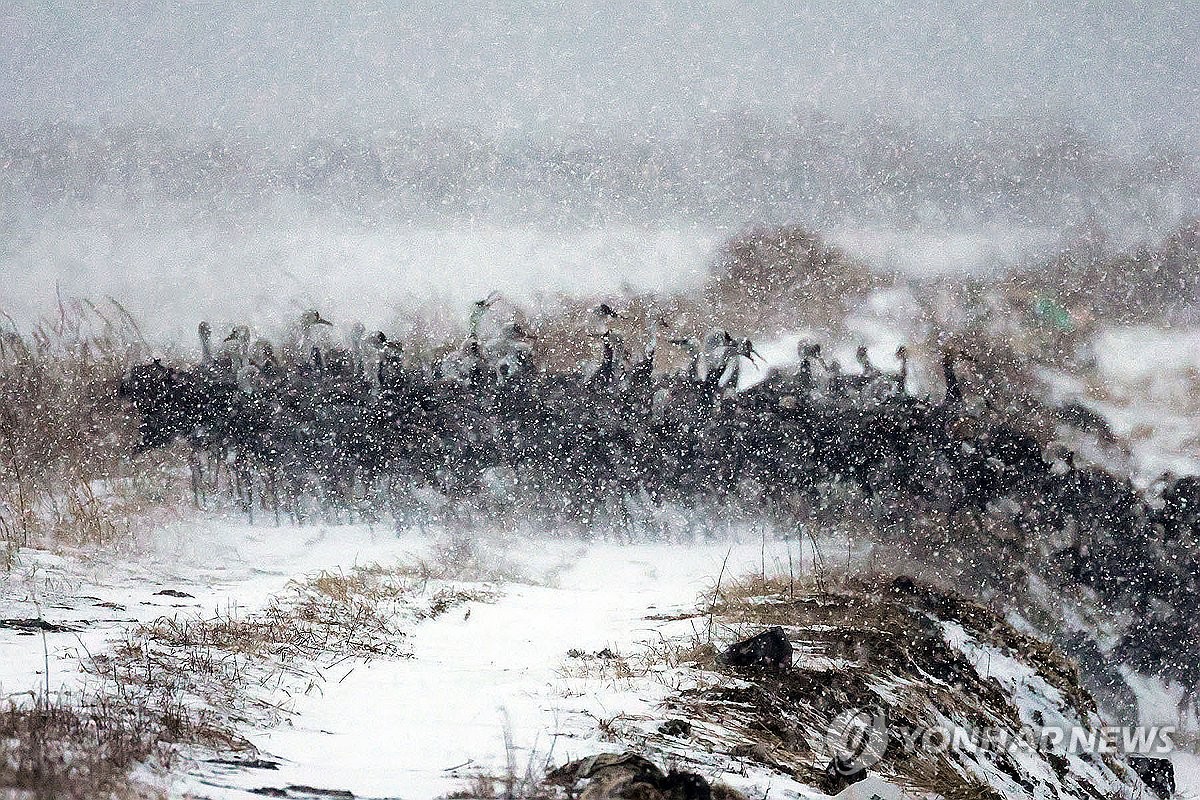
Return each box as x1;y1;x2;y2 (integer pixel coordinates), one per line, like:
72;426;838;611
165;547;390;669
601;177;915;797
1;113;1193;228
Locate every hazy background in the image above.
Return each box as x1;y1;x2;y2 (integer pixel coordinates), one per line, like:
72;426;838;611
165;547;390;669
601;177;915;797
5;1;1198;139
2;1;1197;338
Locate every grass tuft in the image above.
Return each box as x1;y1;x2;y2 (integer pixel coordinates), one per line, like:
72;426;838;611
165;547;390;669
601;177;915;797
0;297;183;558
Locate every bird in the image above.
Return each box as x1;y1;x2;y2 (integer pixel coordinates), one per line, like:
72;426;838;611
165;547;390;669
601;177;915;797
856;345;880;380
468;292;501;340
941;347;964;405
198;321;214;363
300;309;334;328
595;302;621;320
292;309;334;367
894;345;910;394
223;325;251;373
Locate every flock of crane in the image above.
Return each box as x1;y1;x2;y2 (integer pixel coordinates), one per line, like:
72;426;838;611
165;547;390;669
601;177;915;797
117;303;972;529
118;300;1200;702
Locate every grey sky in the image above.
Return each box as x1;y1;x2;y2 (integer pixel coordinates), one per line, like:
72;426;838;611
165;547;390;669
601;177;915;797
1;0;1196;140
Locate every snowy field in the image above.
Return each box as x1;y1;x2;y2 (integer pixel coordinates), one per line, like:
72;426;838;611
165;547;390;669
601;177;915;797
1;520;815;798
3;2;1196;796
7;516;1199;798
1;216;1062;341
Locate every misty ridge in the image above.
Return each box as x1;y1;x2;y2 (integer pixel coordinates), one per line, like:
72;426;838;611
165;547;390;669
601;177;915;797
3;2;1197;340
2;110;1195;231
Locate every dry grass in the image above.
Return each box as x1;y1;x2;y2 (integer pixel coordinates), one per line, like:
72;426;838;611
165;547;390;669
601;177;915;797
0;562;492;798
0;686;229;800
704;225;878;337
92;563;493;701
0;298;184;557
710;572;1093;717
444;764;563;800
603;571;1117;800
1005;216;1200;326
441;718;564;800
558;639;722;695
557;648;641;687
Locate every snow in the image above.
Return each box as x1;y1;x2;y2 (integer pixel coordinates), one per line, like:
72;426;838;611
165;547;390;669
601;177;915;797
3;243;1199;799
1125;671;1200;798
940;621;1133;799
1036;325;1200;481
828;226;1060;278
2;220;720;343
2;320;1197;798
1095;327;1200;388
1;521;812;798
188;535;810;798
0;521;416;700
2;6;1195;797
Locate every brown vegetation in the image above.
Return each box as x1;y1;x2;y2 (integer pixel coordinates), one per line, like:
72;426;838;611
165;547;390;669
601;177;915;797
649;572;1115;800
1007;216;1200;325
0;298;182;556
1;562;491;798
0;689;190;800
704;225;878;335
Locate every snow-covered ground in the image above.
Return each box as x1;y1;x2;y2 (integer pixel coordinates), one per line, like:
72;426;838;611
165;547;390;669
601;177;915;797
1037;325;1200;481
195;536;805;799
1;519;812;798
8;513;1196;799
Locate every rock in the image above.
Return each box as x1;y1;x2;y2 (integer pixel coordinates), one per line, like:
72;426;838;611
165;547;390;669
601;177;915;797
0;618;77;633
547;752;665;786
657;771;713;800
249;785;354;798
547;752;716;800
659;719;692;738
207;756;281;770
722;626;792;671
819;754;869;795
285;787;354;799
154;589;195;598
729;742;773;764
1128;755;1175;799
